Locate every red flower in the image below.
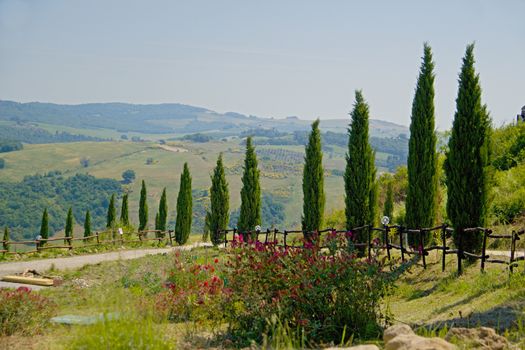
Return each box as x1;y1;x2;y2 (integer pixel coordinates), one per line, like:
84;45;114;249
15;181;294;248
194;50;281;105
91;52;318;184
214;258;219;263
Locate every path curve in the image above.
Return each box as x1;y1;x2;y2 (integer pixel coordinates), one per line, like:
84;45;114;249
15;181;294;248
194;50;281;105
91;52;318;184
0;243;211;290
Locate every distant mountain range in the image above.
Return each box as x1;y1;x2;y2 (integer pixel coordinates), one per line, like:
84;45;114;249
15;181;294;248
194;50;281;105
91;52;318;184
0;100;408;138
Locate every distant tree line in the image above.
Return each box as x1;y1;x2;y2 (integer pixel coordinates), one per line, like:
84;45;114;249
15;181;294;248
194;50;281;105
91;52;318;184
0;125;109;144
0;140;23;153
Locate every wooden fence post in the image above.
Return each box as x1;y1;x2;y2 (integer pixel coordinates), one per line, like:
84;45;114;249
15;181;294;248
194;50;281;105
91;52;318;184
367;225;372;260
265;229;270;244
273;229;277;243
457;229;463;275
510;230;517;274
481;229;488;273
96;232;100;245
68;236;73;251
420;230;426;269
284;230;288;249
384;225;391;260
168;230;173;246
399;225;405;262
441;225;447;272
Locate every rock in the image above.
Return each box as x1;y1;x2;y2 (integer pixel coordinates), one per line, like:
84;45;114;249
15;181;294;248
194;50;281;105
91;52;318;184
445;327;511;349
383;324;415;344
385;334;456;350
324;346;379;350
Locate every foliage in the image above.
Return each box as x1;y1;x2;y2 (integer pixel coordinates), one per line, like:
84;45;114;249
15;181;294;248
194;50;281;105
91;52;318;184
3;226;9;252
223;234;393;345
0;140;23;153
302;119;325;232
345;91;377;247
120;193;129;226
491;164;525;223
175;163;192;244
182;133;212;143
0;124;107;144
40;208;49;245
66;316;173;350
324;209;346;230
229;193;286;229
0;172;122;240
65;207;74;243
209;154;230;246
139;180;148;231
121;169;136;184
445;44;492;254
84;210;91;238
406;43;437;242
157;188;168;233
0;287;54;336
107;194;116;228
383;179;394;221
238;137;262;233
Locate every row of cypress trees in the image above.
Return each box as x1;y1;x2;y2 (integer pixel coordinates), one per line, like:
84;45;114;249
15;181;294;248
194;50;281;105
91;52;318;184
301;43;491;254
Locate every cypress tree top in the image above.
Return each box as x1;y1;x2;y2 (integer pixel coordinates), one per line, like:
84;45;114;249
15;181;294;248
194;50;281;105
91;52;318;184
406;43;437;234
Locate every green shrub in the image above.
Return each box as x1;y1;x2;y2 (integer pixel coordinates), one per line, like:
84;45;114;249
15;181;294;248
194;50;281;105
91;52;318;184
67;316;173;350
0;287;54;336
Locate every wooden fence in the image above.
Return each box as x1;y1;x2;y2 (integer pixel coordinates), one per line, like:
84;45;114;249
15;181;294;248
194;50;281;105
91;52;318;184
219;224;525;275
0;229;174;256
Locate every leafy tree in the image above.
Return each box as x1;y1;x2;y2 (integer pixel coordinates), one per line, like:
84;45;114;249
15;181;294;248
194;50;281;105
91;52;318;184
65;207;74;245
139;180;148;231
120;193;129;226
107;194;116;228
445;44;492;254
40;208;49;246
383;180;394;222
406;43;438;244
3;227;9;252
122;169;136;184
209;154;230;245
345;91;377;249
238;137;261;234
157;188;168;233
84;210;91;238
302;119;325;233
175;163;193;244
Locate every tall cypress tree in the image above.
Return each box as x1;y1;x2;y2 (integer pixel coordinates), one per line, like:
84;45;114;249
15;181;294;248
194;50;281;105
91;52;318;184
406;43;438;244
302;119;325;233
445;43;491;254
157;188;168;233
209;154;230;246
107;194;116;228
3;227;9;252
175;163;193;244
40;208;49;246
383;180;394;221
120;193;130;227
237;137;261;234
139;180;148;231
84;210;91;238
344;91;377;247
65;207;74;245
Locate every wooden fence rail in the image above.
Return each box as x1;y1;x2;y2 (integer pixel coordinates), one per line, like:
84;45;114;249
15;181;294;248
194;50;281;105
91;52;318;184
219;223;525;275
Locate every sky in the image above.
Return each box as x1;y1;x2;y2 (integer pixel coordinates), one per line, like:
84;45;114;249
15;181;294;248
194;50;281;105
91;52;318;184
0;0;524;130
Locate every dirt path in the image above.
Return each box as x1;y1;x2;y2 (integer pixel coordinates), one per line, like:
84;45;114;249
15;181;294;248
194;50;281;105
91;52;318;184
0;243;211;290
158;144;188;153
486;250;525;258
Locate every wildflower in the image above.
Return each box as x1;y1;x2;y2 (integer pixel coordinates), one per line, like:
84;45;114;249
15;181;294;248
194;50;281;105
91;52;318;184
214;258;219;264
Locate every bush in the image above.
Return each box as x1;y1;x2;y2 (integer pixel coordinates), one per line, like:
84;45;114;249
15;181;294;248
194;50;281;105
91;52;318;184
222;234;393;345
0;287;54;336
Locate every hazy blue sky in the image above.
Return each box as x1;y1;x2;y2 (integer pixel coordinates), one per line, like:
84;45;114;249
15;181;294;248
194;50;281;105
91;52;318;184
0;0;523;129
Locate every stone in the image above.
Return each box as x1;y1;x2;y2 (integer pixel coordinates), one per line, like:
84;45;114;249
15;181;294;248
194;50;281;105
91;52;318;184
385;334;456;350
445;327;511;350
383;324;415;344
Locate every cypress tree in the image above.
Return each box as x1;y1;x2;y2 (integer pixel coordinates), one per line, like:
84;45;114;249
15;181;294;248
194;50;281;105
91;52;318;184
40;208;49;246
139;180;148;231
3;227;9;252
84;210;91;238
120;193;130;227
65;207;74;245
344;90;377;248
107;194;116;228
158;188;168;233
209;154;230;246
383;180;394;221
237;137;261;235
175;163;193;244
406;43;437;244
445;43;492;254
302;119;325;234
